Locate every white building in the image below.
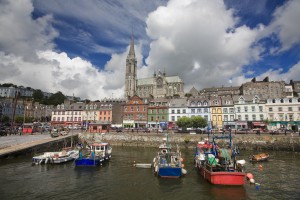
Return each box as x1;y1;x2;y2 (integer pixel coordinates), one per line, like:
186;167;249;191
265;97;300;130
232;95;267;129
168;98;188;126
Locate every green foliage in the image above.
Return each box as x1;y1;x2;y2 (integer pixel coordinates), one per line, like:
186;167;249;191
15;116;24;123
184;93;192;97
176;116;207;129
1;115;10;123
32;89;44;102
191;116;208;128
176;116;192;128
47;91;66;106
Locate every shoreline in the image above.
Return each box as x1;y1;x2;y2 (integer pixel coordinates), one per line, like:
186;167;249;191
79;132;300;152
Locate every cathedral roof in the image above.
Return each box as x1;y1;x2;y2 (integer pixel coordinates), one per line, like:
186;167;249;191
137;75;183;86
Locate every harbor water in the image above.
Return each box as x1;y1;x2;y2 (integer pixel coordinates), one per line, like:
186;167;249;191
0;147;299;200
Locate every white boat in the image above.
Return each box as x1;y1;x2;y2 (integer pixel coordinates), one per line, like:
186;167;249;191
32;148;79;165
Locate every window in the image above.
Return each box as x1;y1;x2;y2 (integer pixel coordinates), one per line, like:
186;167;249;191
244;106;248;112
229;108;234;113
125;107;127;112
251;106;255;112
78;117;81;121
230;115;234;121
171;116;175;121
177;109;180;114
197;109;201;113
288;107;293;111
74;117;77;121
191;109;195;113
131;107;133;112
237;107;241;113
171;109;175;114
183;109;186;114
204;108;208;113
278;107;282;112
289;114;293;121
245;115;249;121
260;114;264;121
269;107;273;112
53;117;56;121
259;106;263;112
223;108;228;113
252;115;256;121
137;107;140;112
224;115;228;121
151;116;154;121
62;117;65;121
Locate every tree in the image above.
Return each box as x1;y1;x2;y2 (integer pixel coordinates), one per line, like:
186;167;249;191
32;89;44;102
48;91;66;105
184;93;192;97
191;116;208;128
176;116;192;129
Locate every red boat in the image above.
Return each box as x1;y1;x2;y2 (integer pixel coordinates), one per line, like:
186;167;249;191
194;132;246;186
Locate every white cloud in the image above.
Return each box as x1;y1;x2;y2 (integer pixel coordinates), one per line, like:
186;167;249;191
144;0;264;90
0;0;58;60
268;0;300;52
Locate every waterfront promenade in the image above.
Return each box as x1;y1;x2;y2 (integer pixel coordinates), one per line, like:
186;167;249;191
0;132;79;157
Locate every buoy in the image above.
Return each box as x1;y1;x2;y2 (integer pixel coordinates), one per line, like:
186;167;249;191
182;164;185;168
250;178;255;184
259;165;263;171
255;183;260;190
246;173;254;180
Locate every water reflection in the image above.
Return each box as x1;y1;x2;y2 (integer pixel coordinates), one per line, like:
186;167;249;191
209;185;247;200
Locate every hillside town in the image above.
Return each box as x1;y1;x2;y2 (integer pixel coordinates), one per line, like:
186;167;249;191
1;36;300;135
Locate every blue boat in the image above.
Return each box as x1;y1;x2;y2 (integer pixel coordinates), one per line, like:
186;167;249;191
153;134;187;178
75;142;112;167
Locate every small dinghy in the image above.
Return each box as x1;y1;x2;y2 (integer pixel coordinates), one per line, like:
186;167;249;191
250;153;269;162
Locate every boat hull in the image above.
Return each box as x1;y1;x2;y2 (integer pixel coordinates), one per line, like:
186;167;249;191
158;167;182;178
75;154;111;166
198;166;245;185
75;157;104;166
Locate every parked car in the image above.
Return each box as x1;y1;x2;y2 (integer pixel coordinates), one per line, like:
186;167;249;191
143;128;151;133
116;128;123;133
51;132;59;138
60;131;68;136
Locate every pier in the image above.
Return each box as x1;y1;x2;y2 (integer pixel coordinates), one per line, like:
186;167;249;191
0;132;79;158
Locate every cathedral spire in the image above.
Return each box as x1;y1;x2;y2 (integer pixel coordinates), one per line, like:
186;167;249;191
128;32;135;58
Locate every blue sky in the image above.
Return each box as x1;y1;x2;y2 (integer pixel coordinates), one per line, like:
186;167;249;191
0;0;300;100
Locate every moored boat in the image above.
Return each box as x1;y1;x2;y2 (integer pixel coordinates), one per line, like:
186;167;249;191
249;153;269;162
194;130;246;185
75;142;112;167
32;148;79;165
153;135;187;178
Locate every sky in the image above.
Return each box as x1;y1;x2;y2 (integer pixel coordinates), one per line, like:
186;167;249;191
0;0;300;100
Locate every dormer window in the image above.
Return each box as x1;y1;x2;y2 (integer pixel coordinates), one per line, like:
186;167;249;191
238;97;245;104
214;100;218;105
57;105;60;109
94;104;97;109
253;97;259;103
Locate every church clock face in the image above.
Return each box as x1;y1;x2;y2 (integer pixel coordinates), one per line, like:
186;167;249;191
157;77;163;88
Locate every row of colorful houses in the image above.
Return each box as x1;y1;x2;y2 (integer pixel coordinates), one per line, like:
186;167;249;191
50;95;300;132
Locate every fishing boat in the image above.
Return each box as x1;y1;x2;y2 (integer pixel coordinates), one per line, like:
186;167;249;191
32;148;79;165
153;134;187;178
75;142;112;166
249;153;269;162
194;130;246;185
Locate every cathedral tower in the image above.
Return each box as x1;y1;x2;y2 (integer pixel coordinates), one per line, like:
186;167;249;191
124;33;137;98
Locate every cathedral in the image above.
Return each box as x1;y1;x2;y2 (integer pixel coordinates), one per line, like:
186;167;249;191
124;35;185;99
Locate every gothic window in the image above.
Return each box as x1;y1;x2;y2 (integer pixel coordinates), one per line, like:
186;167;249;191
157;78;163;88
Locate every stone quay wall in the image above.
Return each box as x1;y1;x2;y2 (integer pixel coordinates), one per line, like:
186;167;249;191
78;132;300;152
